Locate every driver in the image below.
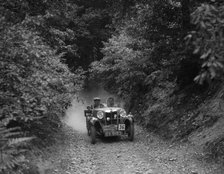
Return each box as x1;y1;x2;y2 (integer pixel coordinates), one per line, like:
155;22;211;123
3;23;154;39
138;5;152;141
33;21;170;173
93;97;103;108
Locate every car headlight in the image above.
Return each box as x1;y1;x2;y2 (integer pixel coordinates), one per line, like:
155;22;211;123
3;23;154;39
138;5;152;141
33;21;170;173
119;109;127;117
97;111;104;119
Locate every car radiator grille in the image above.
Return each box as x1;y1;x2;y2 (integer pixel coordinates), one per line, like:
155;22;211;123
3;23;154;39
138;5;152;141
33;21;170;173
104;112;119;125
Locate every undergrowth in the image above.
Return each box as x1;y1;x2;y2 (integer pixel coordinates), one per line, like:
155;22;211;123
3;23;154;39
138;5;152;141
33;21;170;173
0;120;34;174
130;81;224;163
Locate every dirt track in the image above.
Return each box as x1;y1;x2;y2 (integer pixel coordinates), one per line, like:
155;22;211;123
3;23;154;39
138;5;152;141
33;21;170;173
42;125;223;174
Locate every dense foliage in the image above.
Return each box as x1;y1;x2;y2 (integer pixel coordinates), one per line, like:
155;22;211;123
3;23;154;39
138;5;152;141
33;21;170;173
91;0;185;102
2;0;224;172
189;3;224;83
0;0;85;173
90;0;224;143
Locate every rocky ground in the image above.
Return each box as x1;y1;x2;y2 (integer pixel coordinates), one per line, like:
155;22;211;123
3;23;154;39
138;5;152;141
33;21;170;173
35;124;224;174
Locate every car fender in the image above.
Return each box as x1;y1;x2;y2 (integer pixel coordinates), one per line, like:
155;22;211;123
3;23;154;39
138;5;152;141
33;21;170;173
89;117;99;126
124;116;134;124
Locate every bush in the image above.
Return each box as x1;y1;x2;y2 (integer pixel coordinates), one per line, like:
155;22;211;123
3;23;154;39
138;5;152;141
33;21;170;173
188;3;224;83
0;120;34;174
0;16;84;173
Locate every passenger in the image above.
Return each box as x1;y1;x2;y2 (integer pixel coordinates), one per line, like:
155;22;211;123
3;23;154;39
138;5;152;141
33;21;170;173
107;97;115;107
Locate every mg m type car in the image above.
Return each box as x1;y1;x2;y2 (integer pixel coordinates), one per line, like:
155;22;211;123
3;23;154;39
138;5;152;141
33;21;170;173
84;97;134;144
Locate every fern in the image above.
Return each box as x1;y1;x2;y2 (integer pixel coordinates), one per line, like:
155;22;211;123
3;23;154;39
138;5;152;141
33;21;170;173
8;137;34;146
0;121;33;173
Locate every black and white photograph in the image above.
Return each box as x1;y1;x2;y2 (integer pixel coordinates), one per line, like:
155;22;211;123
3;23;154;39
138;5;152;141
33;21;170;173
1;0;224;173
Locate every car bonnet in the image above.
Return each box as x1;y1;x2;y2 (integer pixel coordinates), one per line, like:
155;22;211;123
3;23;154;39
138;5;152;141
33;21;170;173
94;107;122;113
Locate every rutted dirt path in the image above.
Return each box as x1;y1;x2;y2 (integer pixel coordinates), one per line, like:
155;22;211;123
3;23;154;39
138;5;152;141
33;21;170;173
43;125;223;174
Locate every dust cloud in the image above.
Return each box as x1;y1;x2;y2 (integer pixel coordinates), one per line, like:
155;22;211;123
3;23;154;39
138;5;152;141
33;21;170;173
64;98;88;133
64;86;123;133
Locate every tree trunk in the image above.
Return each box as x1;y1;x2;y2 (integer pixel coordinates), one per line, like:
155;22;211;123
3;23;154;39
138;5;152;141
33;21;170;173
181;0;191;31
122;0;134;17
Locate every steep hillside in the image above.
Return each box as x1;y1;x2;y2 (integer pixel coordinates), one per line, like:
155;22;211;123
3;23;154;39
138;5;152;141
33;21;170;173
132;82;224;162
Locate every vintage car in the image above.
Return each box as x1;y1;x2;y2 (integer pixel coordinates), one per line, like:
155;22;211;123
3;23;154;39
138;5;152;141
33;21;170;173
84;99;134;144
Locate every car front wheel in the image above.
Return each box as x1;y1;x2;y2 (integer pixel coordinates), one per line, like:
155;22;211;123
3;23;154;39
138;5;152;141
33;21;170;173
90;126;96;144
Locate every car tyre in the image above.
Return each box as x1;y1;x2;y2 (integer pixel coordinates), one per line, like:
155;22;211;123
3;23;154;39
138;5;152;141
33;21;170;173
90;126;96;144
87;128;91;136
128;123;134;141
86;119;91;136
